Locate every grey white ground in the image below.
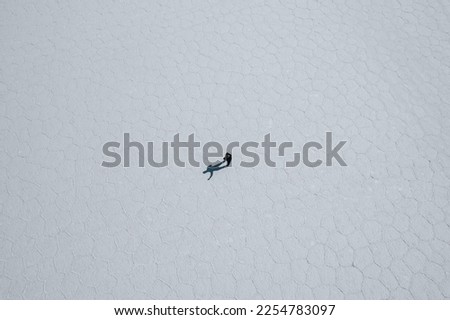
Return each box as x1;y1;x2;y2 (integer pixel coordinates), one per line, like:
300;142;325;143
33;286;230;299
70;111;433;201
1;0;450;299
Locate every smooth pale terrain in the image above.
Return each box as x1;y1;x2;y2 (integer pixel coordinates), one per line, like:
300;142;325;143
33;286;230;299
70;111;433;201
1;0;450;299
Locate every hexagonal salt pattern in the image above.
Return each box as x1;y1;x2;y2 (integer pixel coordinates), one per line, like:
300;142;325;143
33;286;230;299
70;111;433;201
1;0;449;299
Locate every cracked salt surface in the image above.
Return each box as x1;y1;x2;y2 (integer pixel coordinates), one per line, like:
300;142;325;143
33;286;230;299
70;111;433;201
1;0;450;299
